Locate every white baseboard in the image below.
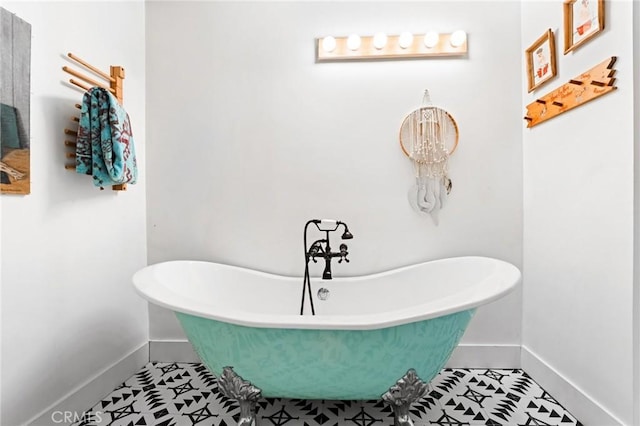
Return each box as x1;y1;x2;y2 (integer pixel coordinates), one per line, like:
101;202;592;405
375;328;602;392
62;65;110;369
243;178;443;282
149;340;200;363
521;345;623;426
446;344;521;368
27;343;149;426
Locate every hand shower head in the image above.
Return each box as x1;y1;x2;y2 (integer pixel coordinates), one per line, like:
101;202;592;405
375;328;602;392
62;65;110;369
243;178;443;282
340;224;353;240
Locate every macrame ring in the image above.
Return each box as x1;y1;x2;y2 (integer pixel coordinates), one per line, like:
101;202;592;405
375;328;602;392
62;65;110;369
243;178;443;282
398;106;459;159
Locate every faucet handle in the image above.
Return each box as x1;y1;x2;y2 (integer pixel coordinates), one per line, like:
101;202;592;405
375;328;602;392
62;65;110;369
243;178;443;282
308;242;322;262
309;247;318;262
338;243;350;263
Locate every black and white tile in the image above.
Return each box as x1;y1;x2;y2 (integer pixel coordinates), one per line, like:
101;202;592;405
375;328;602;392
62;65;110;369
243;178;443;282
71;363;582;426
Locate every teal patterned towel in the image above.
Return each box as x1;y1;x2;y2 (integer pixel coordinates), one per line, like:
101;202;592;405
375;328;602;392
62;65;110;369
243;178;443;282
76;87;137;187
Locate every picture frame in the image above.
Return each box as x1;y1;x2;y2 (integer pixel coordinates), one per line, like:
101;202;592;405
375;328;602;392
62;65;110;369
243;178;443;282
525;29;557;93
563;0;604;54
0;7;31;195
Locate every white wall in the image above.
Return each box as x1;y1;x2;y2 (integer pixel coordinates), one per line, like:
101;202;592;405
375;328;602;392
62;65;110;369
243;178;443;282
0;2;148;425
521;1;635;424
145;1;523;347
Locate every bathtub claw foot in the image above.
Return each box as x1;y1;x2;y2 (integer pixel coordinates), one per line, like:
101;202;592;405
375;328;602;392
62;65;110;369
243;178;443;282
382;369;430;426
218;366;262;426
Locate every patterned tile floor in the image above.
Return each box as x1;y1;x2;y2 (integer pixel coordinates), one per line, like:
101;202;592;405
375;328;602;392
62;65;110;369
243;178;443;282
72;362;582;426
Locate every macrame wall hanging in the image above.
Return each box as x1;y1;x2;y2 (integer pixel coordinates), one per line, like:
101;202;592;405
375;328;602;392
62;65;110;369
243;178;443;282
399;90;459;225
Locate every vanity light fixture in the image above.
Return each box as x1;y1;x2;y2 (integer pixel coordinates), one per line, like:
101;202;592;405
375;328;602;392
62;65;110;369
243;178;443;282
449;30;467;48
398;32;414;49
316;31;468;62
373;32;388;50
321;36;337;53
423;31;440;48
346;34;361;50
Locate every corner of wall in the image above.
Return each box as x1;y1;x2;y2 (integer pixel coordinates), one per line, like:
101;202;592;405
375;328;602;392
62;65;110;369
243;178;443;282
522;346;624;425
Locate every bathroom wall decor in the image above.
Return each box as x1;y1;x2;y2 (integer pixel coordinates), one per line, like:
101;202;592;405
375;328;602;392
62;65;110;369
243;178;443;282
399;90;458;225
525;29;557;93
524;56;616;128
563;0;604;54
316;31;467;62
62;52;130;191
0;7;31;195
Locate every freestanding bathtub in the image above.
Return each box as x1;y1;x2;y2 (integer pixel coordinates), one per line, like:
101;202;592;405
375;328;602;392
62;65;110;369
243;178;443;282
133;256;520;426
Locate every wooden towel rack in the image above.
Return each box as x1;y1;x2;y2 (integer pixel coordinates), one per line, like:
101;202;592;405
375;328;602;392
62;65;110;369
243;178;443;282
62;52;127;190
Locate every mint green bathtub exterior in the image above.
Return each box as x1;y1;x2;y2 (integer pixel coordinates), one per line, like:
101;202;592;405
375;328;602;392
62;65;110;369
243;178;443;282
176;308;475;400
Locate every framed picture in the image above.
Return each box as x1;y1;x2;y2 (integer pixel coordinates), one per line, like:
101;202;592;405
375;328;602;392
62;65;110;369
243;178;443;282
0;7;31;195
563;0;604;54
525;29;557;93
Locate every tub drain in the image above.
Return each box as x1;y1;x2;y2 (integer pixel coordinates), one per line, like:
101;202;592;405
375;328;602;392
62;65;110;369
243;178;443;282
317;288;330;301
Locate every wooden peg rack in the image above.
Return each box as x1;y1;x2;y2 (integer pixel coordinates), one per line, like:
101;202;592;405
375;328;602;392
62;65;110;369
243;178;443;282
62;52;127;190
524;56;617;128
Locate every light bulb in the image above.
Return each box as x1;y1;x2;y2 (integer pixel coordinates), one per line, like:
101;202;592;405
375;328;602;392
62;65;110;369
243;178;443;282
398;32;414;49
321;36;337;53
347;34;361;50
450;30;467;48
373;32;388;50
423;31;440;48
